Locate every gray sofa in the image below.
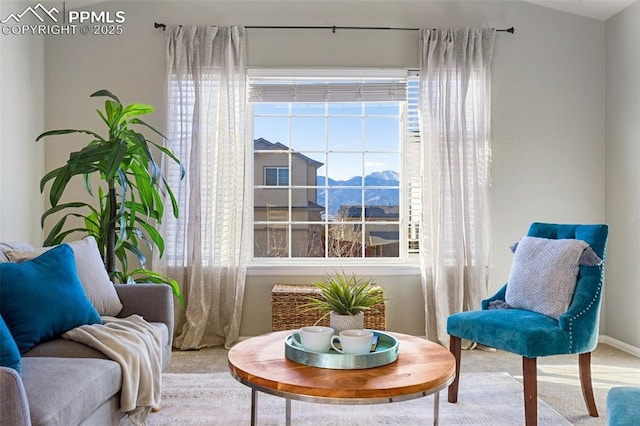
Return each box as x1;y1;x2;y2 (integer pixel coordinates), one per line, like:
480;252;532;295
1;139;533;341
0;283;174;426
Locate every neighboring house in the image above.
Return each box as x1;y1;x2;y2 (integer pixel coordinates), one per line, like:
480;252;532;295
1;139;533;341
253;138;324;257
337;205;400;257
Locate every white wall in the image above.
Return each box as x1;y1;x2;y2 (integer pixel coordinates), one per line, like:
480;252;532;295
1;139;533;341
42;1;606;337
0;2;44;245
605;1;640;349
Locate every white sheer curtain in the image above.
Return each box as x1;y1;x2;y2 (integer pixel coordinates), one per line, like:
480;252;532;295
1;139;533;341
154;25;249;349
418;28;496;345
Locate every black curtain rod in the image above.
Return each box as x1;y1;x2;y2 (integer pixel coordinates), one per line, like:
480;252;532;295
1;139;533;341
154;22;515;33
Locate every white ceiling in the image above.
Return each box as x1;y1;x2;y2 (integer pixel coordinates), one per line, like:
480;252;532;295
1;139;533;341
64;0;638;22
522;0;638;21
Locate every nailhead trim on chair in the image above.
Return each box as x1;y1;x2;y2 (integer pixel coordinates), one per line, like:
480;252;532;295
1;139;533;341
567;255;606;353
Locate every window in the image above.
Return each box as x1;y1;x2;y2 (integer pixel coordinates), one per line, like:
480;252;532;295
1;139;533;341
265;167;289;186
249;70;418;261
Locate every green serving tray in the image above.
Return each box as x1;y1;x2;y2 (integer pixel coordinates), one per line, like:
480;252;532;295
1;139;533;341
284;330;399;370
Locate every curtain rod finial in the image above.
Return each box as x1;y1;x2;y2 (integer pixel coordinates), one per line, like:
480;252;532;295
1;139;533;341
493;26;515;33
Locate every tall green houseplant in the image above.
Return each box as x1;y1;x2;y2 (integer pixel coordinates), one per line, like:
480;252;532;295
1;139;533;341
37;90;184;306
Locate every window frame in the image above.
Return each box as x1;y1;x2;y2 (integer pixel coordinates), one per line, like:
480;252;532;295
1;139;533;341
248;68;420;267
264;166;289;187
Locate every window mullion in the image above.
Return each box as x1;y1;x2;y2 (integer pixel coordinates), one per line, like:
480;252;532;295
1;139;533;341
288;102;293;259
360;102;366;258
323;102;329;258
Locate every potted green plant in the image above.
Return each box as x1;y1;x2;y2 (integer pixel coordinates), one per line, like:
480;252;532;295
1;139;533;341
37;89;184;306
302;271;385;333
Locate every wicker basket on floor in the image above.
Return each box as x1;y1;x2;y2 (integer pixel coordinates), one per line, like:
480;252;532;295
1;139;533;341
271;283;386;331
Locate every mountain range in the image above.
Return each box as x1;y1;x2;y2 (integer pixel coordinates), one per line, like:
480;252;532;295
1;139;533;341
317;170;400;216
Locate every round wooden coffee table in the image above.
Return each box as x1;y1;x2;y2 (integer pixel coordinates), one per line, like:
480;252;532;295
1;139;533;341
228;330;456;425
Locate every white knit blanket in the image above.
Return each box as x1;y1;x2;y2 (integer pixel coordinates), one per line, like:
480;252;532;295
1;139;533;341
62;315;162;425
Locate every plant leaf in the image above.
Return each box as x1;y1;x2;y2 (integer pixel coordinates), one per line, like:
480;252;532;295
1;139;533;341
161;176;180;218
120;241;146;269
91;89;121;103
125;268;184;308
147;139;185;179
36;129;106;142
104;141;128;182
120;103;154;122
49;164;73;206
134;218;164;257
40;201;91;227
40;167;63;193
130;118;168;140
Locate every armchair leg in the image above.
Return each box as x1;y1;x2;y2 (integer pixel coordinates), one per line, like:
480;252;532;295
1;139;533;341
448;335;462;403
579;352;599;417
522;356;537;426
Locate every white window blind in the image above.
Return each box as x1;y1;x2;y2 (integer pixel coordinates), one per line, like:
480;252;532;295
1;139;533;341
406;72;421;254
249;79;407;103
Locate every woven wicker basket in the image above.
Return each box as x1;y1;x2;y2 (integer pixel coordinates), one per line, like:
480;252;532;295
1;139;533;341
271;283;386;331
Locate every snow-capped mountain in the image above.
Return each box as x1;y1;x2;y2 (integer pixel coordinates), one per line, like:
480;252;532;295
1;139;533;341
317;171;400;216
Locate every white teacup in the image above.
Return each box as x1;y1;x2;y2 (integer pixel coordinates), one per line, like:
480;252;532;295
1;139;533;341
292;326;334;353
331;329;374;354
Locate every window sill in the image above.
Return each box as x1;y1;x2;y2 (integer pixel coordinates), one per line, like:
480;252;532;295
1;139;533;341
247;262;421;276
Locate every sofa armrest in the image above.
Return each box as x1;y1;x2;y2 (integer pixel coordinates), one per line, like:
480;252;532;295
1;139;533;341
0;367;31;426
114;284;174;347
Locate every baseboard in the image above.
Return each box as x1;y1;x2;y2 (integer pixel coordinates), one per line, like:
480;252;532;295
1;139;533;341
599;335;640;357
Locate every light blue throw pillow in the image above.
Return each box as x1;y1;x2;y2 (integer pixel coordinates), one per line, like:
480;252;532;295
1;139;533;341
0;244;101;354
505;236;602;319
0;314;21;374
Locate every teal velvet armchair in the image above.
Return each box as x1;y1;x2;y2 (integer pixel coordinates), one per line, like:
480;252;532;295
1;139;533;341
447;222;608;426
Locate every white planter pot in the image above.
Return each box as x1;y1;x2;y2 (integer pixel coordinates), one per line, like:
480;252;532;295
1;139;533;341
330;311;365;334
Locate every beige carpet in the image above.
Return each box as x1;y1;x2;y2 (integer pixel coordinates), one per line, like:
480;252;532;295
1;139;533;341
147;371;570;425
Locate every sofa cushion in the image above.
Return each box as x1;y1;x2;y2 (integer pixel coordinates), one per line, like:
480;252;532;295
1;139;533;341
0;315;21;374
5;237;123;316
21;357;122;426
505;236;601;319
23;321;170;370
0;244;102;353
155;321;171;371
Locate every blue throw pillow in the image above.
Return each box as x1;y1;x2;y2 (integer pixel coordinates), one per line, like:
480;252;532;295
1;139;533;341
0;315;21;374
0;244;101;354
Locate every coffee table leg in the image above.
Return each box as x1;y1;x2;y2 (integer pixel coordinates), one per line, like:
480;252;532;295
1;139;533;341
286;398;291;426
433;391;440;426
251;389;258;426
